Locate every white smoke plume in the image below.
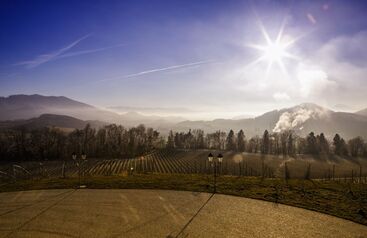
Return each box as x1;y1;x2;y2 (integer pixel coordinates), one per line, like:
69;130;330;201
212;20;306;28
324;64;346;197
273;106;328;132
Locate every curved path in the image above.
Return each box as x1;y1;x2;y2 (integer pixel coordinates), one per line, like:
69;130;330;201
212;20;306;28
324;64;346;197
0;189;365;238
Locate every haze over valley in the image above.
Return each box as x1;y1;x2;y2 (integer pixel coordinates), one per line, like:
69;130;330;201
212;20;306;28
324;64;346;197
1;94;366;139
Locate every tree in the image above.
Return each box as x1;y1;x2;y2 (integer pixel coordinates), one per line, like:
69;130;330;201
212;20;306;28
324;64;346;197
95;128;107;157
166;130;175;149
237;130;246;152
280;132;289;156
348;137;364;157
296;137;307;154
340;138;349;156
287;133;294;155
213;132;220;149
82;124;96;155
174;132;183;148
226;130;236;151
247;138;256;153
192;129;205;149
185;130;195;149
218;131;227;150
306;132;317;154
261;130;270;154
333;134;348;156
333;134;342;155
363;142;367;157
318;133;329;155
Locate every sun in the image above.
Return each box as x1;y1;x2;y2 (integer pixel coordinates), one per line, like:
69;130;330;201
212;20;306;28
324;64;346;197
263;42;286;62
248;23;298;75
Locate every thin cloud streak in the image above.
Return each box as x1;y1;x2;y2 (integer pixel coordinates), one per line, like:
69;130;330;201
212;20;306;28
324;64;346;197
14;34;126;69
57;43;127;59
100;60;214;82
15;34;92;69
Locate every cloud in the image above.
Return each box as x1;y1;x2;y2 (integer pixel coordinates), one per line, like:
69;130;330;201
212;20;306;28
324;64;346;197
15;34;126;69
307;31;367;106
333;104;354;112
296;63;335;98
108;105;196;114
100;60;214;82
273;92;290;101
316;30;367;65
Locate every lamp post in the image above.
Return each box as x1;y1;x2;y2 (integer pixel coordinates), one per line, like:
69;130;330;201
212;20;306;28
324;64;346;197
72;152;87;188
208;153;223;193
81;151;87;177
71;152;79;187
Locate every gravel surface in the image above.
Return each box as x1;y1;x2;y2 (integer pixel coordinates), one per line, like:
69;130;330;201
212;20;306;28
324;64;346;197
0;189;365;238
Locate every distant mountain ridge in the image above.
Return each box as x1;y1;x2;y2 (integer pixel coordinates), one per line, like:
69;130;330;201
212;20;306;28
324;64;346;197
0;94;183;128
0;114;106;130
1;95;367;139
175;103;367;139
0;94;119;122
356;108;367;117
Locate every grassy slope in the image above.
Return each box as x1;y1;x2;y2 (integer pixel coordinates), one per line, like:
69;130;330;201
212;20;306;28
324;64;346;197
0;174;366;226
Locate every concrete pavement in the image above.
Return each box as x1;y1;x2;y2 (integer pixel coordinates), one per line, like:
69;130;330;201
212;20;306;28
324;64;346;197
0;189;366;237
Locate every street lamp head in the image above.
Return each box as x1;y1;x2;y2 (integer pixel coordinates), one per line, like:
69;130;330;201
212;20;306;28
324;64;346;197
208;153;214;162
72;152;77;160
217;153;223;163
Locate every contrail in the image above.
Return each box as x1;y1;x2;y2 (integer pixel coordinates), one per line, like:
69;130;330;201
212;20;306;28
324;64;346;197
14;34;126;69
100;60;214;82
57;43;127;59
15;34;92;69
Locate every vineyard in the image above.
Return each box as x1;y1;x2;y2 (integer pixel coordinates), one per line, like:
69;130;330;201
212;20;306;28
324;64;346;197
1;150;367;183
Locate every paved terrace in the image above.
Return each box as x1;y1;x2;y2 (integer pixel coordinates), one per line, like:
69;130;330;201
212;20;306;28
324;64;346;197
0;189;366;237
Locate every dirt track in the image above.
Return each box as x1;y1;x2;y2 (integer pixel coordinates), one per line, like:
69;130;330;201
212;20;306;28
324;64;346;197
0;189;366;237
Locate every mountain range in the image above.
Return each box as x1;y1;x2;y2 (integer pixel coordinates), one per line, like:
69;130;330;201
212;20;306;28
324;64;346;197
175;103;367;139
0;94;117;122
0;94;366;139
0;94;180;128
0;114;106;131
356;108;367;117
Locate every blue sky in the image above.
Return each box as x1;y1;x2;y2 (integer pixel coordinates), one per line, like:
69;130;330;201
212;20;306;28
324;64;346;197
1;0;367;119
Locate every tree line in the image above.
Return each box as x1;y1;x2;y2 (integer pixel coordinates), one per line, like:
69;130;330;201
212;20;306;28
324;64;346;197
0;124;163;161
1;124;366;161
166;129;367;157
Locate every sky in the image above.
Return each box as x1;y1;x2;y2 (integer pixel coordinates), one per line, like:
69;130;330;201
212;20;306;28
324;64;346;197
1;0;367;119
